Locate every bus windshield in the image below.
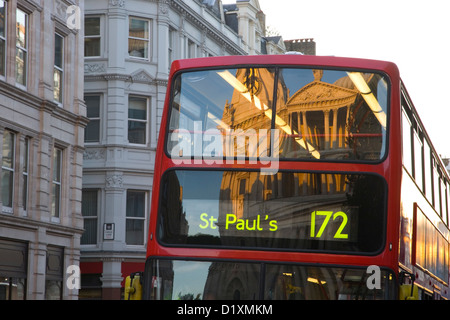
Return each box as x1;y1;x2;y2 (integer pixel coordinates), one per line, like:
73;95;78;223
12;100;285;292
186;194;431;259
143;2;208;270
146;259;396;300
167;67;389;162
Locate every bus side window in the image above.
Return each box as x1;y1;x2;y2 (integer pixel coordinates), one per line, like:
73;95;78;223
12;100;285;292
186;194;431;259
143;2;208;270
446;180;450;226
441;178;448;224
412;128;423;191
432;160;440;211
423;141;432;201
402;110;413;174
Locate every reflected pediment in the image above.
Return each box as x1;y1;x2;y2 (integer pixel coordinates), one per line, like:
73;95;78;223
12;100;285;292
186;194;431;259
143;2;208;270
285;81;358;111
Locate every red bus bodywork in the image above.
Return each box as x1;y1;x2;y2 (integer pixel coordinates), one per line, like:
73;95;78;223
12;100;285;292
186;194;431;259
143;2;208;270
148;54;401;266
143;55;450;300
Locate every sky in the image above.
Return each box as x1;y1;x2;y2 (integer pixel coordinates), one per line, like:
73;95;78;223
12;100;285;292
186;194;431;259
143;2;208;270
223;0;450;159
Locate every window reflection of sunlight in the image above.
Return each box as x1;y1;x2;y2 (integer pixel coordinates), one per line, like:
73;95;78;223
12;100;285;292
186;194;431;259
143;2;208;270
217;70;320;159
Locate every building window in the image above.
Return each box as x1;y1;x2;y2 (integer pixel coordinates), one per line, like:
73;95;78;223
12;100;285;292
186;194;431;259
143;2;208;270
128;96;148;145
15;9;27;87
51;148;62;218
22;138;29;213
0;239;27;300
0;0;6;77
126;190;146;245
0;277;26;299
45;246;63;300
84;95;101;143
2;130;15;213
128;17;149;59
54;33;64;103
84;17;100;57
81;189;98;245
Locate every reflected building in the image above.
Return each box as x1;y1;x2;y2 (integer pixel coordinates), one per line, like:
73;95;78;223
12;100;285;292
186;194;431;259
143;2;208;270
201;68;386;299
81;0;285;300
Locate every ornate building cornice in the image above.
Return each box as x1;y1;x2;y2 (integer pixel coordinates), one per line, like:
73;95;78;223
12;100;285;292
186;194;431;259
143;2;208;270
170;0;246;56
84;67;168;86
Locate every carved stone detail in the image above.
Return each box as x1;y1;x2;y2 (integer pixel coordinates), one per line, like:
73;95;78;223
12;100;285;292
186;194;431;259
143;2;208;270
84;63;107;74
106;174;123;189
110;0;125;7
83;149;106;160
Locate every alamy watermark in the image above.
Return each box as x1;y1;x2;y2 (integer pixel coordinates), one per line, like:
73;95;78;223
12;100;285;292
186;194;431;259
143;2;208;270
170;122;280;175
66;5;81;31
66;265;81;290
366;265;382;290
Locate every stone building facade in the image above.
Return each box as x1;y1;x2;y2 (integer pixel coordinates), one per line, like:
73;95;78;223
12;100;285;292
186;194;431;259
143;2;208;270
80;0;287;299
0;0;86;300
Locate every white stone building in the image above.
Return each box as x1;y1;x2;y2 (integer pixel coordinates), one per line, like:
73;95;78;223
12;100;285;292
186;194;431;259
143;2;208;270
81;0;285;299
0;0;85;300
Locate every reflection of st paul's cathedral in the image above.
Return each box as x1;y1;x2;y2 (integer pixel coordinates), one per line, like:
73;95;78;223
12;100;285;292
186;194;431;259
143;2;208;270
200;68;381;299
219;68;374;220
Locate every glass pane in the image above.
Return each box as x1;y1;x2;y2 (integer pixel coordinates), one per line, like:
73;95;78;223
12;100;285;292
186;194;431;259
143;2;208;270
51;184;60;217
146;259;396;300
1;170;13;207
53;68;62;102
126;191;145;217
85;95;100;119
45;280;61;300
82;190;98;217
53;149;61;182
11;278;25;300
81;218;98;245
23;139;29;173
413;131;423;190
128;97;147;120
424;141;432;199
264;264;395;300
402;111;412;173
85;120;100;142
84;38;100;57
128;38;148;58
149;260;261;300
126;219;144;245
22;174;27;211
167;68;274;160
84;96;100;142
2;131;14;169
128;121;146;144
15;48;26;86
0;39;4;76
276;69;387;161
159;170;386;254
0;277;26;300
0;1;5;77
167;67;389;162
54;34;63;68
0;1;5;38
129;18;149;39
16;9;27;48
85;17;100;36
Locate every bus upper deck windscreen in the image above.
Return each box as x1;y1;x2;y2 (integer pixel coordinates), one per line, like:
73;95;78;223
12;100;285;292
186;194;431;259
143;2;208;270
167;66;389;162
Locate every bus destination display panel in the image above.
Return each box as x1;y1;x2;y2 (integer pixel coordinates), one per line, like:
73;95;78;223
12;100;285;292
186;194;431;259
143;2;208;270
158;170;386;254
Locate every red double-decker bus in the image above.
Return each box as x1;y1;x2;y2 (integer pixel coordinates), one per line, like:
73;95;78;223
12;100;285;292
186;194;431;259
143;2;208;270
131;55;450;300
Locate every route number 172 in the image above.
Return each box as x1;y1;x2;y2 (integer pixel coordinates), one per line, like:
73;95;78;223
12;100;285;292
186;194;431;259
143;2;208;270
310;211;349;239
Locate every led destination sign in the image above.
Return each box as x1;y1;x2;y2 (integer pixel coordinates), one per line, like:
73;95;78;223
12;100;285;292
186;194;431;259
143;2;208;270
200;213;279;232
199;211;351;241
159;170;386;253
